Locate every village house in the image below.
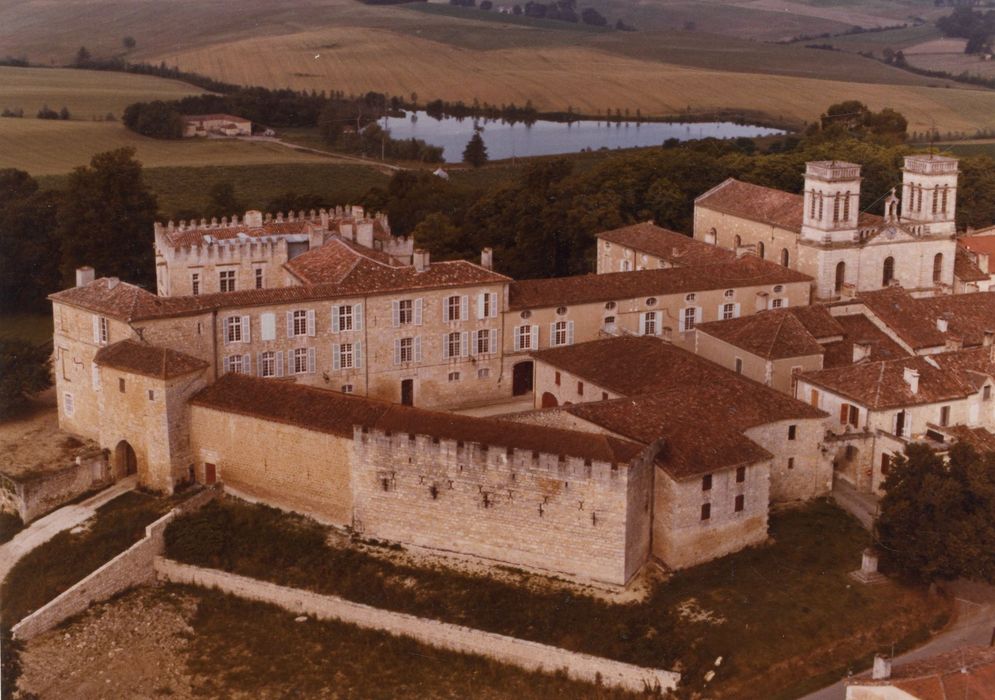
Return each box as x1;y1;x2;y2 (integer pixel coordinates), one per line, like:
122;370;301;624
956;227;995;292
845;645;995;699
595;221;735;273
180;113;252;137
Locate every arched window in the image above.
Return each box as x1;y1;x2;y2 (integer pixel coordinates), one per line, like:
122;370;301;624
833;194;841;223
780;248;789;267
809;191;817;219
882;256;895;286
757;241;765;259
818;194;824;220
916;186;923;212
941;186;949;214
843;191;850;221
733;234;741;249
931;186;938;214
933;253;943;283
835;261;846;293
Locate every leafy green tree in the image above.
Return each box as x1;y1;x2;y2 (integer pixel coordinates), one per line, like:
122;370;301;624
122;101;183;139
265;192;327;214
0;339;53;418
206;182;244;218
462;130;488;167
876;443;995;583
57;148;158;287
0;170;61;312
410;212;471;261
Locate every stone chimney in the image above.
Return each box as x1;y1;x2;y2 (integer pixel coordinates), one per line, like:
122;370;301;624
903;367;920;395
351;205;365;219
480;247;493;270
936;314;950;333
413;249;430;273
75;266;95;287
244;210;263;229
356;222;374;250
852;341;872;363
871;655;892;681
106;277;120;290
340;222;354;241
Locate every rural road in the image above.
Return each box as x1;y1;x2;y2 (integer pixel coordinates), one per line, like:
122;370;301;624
800;579;995;699
0;476;137;582
237;135;402;174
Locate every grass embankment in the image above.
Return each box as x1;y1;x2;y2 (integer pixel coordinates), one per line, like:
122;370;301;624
165;498;948;697
175;585;641;699
0;490;182;627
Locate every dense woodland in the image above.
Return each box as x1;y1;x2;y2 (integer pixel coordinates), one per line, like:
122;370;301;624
3;104;995;314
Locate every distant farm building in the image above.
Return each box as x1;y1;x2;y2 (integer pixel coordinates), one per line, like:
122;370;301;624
181;114;252;138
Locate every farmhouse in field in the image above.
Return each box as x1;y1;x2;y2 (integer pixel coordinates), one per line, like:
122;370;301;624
181;113;252;137
41;156;995;586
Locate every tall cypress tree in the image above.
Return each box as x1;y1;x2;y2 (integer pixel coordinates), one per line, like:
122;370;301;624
462;130;488;168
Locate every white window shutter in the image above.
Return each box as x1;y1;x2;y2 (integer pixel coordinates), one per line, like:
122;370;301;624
678;312;686;333
307;347;316;374
779;299;789;308
92;315;100;343
243;354;251;374
242;315;251;342
333;344;341;370
332;306;340;333
638;312;646;336
734;303;741;317
355;341;363;369
91;364;100;390
489;329;498;354
223;356;231;374
717;304;725;320
442;333;450;360
354;304;363;331
394;339;401;365
550;322;557;345
307;309;316;337
276;351;284;377
513;326;522;352
414;336;422;362
391;301;400;328
414;298;423;325
695;307;703;323
261;313;275;341
286;311;293;338
460;331;468;357
257;353;264;377
460;295;468;321
490;293;498;317
442;298;448;323
567;321;574;345
531;325;539;349
477;294;485;320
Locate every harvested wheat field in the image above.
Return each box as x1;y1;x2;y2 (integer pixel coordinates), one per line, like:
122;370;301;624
151;25;995;133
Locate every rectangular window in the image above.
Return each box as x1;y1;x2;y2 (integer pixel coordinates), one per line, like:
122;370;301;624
118;377;126;393
293;347;308;374
445;332;461;359
553;321;569;347
399;337;414;363
701;503;711;521
261;352;276;378
771;298;784;309
476;329;491;355
940;405;950;427
734;494;745;512
219;269;236;293
398;299;413;325
148;389;155;401
736;466;746;483
98;316;109;345
577;381;584;396
448;371;460;382
849;405;860;428
63;392;74;416
482;293;494;318
734;357;743;374
477;368;490;379
788;457;795;470
446;295;462;322
341;384;354;394
254;268;264;289
702;474;712;491
191;273;200;296
225;316;242;343
555;371;561;386
683;307;697;331
517;325;533;351
226;354;244;374
339;343;354;369
643;312;657;336
788;425;797;440
292;310;308;337
339;305;353;331
722;303;736;320
984;385;992;401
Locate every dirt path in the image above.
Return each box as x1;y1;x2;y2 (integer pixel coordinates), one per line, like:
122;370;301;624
0;476;137;581
236;135;402;174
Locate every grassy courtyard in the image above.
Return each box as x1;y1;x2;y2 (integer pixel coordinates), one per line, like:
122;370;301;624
165;497;949;697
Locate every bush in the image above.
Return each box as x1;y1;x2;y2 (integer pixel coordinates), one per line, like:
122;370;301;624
0;339;52;418
0;512;24;545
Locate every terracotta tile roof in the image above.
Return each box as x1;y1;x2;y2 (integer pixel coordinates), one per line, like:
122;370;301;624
567;395;772;479
191;374;645;465
697;310;824;360
93;340;208;379
820;314;911;368
786;304;844;340
960;233;995;258
283;238;401;285
50;261;510;321
695;178;882;232
955;246;990;282
861;288;995;350
847;645;995;700
596;221;735;266
800;355;976;409
930;345;995;379
509;256;811;310
943;425;995;454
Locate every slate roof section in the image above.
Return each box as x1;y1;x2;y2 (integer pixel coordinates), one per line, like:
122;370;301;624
846;645;995;700
509;256;811;310
820;314;911;368
596;221;735;266
191;374;646;465
800;356;976;409
94;340;208;380
696;178;882;232
50;261;510;322
861;288;995;350
696;310;825;360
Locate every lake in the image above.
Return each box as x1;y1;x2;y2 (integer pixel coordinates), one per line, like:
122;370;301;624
381;111;785;162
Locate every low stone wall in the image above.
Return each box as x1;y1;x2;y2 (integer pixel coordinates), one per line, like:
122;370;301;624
11;488;216;641
1;452;110;524
155;558;679;693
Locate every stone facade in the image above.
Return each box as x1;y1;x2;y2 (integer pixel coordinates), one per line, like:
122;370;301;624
0;451;109;524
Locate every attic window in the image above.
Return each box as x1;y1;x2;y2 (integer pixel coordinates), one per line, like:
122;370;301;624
724;289;734;298
119;378;126;393
773;285;784;293
605;301;616;311
520;310;532;319
646;297;657;306
685;293;696;302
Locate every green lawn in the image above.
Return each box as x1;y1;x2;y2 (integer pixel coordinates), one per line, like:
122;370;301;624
1;490;183;627
165;498;947;697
